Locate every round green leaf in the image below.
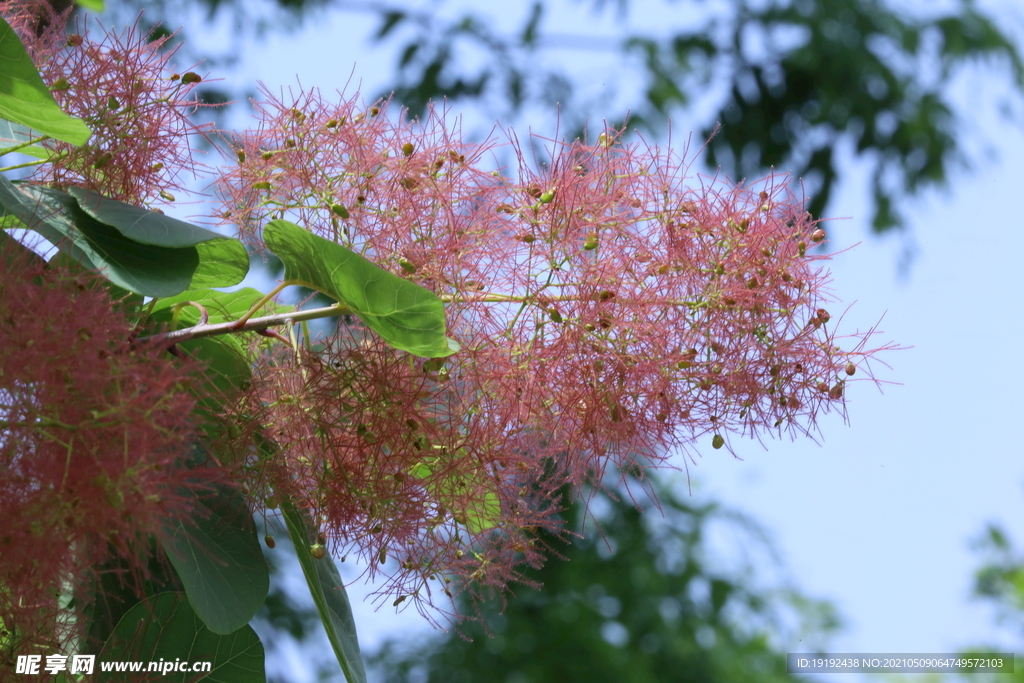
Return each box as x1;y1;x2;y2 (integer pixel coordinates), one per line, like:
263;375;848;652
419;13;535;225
263;219;457;358
68;187;249;289
0;17;91;146
158;485;269;635
98;592;265;683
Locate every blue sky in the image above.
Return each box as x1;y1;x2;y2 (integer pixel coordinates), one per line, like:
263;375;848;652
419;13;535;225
169;0;1024;679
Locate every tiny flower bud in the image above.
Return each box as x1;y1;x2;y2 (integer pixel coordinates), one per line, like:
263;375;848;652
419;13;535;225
399;259;417;274
159;190;175;202
330;203;350;219
92;151;113;169
107;96;120;110
712;434;725;449
50;77;70;91
811;228;826;243
845;362;857;376
265;496;279;509
236;150;246;163
265;535;276;549
583;233;598;250
797;241;807;257
402;142;415;156
311;544;326;559
180;72;202;84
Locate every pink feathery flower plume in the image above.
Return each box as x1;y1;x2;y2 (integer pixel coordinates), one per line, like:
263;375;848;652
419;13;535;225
1;0;212;207
217;86;897;619
0;240;226;660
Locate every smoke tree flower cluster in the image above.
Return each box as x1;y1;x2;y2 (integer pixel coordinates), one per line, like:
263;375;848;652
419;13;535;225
0;1;896;676
4;0;209;206
217;87;892;613
0;239;218;659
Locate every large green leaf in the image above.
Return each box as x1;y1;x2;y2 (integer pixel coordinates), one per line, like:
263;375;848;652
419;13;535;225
68;187;249;289
98;592;265;683
0;177;245;297
263;219;457;358
0;17;91;146
281;500;367;683
0;177;194;296
158;485;269;635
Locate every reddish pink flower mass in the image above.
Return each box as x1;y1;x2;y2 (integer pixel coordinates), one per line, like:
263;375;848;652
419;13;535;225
2;0;211;208
218;87;895;615
0;241;220;658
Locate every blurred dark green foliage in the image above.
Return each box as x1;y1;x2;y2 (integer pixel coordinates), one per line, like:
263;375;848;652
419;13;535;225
368;478;838;683
100;0;1024;242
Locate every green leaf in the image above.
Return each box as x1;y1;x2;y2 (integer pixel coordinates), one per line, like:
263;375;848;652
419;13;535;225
407;454;501;534
158;485;269;635
75;0;104;10
263;219;457;358
281;500;367;683
149;287;295;388
0;177;247;297
0;17;91;146
98;592;265;683
152;286;294;326
68;187;249;289
0;177;195;296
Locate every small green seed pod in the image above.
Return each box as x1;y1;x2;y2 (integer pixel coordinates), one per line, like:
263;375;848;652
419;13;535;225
265;535;276;549
180;72;202;84
712;434;725;449
311;544;326;559
402;142;415;156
